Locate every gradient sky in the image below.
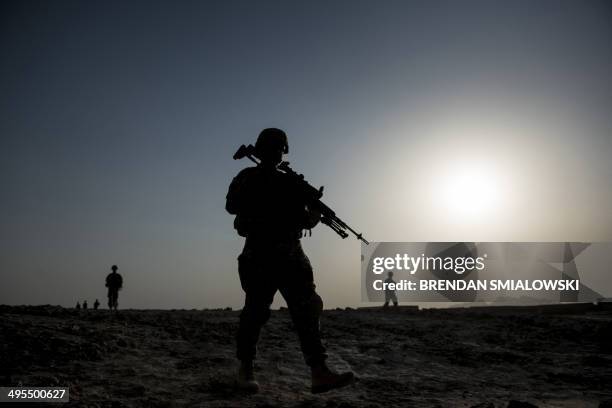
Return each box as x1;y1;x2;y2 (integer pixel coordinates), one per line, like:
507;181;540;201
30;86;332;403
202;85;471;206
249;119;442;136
1;0;611;309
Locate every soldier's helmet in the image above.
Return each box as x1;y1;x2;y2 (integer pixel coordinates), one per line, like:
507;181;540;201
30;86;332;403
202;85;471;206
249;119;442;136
111;265;118;271
255;128;288;156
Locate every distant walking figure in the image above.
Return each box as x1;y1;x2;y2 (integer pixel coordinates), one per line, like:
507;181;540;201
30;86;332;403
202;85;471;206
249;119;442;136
226;128;354;394
75;301;81;310
83;300;88;310
93;299;100;310
105;265;123;310
383;271;398;308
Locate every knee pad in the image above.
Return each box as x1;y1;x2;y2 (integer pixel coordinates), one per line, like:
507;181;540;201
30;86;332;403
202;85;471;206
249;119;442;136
292;288;323;318
241;303;271;326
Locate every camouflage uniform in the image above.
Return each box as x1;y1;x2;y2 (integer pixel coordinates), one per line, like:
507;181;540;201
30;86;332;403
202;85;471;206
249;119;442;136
227;165;327;367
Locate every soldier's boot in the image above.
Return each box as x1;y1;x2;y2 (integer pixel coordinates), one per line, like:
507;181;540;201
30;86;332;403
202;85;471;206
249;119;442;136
311;363;355;394
236;360;259;393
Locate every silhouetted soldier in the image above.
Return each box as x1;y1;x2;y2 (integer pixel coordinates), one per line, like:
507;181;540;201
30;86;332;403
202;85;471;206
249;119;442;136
83;300;88;310
93;299;100;310
75;301;81;310
105;265;123;311
226;128;354;394
383;271;398;308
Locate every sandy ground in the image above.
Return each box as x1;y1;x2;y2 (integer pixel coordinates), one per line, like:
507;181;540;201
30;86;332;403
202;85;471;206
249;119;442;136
1;304;612;408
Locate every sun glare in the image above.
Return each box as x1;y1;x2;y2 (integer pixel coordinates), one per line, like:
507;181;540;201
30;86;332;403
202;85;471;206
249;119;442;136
432;161;506;219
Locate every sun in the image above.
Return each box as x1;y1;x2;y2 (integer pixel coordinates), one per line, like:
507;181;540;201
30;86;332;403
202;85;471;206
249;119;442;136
432;161;506;218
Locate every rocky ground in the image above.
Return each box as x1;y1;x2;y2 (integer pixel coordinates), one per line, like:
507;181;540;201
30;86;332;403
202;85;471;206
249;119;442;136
1;304;612;407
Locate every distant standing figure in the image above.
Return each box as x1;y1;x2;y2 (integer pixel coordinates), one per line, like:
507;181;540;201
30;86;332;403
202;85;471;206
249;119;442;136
83;300;88;310
93;299;100;310
75;301;81;310
383;271;398;308
105;265;123;311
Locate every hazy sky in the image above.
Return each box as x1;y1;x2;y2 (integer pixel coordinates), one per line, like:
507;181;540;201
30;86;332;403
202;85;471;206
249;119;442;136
2;0;611;309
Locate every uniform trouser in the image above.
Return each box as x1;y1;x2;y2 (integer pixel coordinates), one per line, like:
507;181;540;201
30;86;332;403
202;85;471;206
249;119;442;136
384;290;398;304
236;241;327;367
108;289;119;308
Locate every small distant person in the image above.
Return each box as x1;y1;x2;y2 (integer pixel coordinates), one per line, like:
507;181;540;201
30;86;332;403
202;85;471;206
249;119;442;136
93;299;100;310
75;301;81;310
383;271;398;308
105;265;123;311
83;300;88;310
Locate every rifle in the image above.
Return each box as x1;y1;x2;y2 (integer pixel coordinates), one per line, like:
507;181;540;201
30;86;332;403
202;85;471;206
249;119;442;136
233;144;369;245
